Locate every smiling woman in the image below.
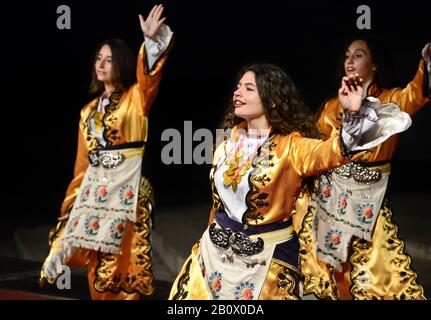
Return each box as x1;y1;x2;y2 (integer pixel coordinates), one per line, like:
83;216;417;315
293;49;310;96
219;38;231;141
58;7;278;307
168;62;406;300
295;39;430;300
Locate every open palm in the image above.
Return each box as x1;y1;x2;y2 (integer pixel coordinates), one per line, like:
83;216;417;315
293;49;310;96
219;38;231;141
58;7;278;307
139;4;166;39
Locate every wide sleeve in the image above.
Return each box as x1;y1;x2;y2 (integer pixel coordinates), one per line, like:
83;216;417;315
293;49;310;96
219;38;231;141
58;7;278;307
316;98;341;139
342;97;411;151
59;122;89;217
385;56;430;116
136;24;174;116
288;132;357;178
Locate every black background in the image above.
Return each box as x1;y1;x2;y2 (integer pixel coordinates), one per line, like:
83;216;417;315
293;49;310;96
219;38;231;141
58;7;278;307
1;0;430;233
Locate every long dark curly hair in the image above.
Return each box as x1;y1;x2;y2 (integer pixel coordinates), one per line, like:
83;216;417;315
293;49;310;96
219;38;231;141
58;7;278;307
224;63;320;139
223;63;321;194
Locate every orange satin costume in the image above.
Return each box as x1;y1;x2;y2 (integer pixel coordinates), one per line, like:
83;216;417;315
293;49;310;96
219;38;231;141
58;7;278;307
296;58;430;300
39;39;172;300
170;122;365;300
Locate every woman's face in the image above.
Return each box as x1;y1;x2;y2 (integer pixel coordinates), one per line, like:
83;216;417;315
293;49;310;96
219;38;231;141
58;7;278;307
344;40;376;84
233;71;266;121
95;44;113;85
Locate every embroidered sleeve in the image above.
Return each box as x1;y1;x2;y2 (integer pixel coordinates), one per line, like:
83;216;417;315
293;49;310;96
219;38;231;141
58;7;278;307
144;24;173;71
341;97;379;151
289;96;387;177
342;97;411;152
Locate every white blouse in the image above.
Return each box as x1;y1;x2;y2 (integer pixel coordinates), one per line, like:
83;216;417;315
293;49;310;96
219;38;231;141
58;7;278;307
214;134;267;222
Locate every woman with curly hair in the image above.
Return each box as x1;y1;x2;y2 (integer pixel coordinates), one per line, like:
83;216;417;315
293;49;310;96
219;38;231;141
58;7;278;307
169;62;403;300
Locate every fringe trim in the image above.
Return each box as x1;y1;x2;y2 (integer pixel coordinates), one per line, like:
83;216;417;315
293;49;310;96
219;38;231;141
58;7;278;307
316;249;343;272
63;239;122;255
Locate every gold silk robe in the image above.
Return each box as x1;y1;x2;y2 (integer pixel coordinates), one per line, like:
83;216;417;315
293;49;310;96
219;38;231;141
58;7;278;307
297;58;430;300
40;40;172;300
170;122;365;300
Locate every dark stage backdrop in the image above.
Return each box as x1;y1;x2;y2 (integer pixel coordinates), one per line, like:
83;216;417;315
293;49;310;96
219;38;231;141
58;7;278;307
1;0;429;233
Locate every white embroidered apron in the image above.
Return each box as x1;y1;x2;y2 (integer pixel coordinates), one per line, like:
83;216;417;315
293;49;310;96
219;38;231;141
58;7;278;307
62;146;144;254
199;222;294;300
312;164;389;271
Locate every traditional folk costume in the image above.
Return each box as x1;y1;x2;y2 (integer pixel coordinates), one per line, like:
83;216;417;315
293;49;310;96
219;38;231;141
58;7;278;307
296;46;430;300
40;25;173;300
169;98;400;300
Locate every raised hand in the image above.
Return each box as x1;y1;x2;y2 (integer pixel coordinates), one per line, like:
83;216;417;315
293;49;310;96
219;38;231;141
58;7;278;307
338;74;364;114
139;4;166;39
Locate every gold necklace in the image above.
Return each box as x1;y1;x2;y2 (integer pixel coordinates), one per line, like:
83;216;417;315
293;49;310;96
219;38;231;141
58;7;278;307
223;136;260;192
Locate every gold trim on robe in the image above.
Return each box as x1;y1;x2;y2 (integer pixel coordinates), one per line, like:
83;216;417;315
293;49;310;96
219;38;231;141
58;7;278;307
40;38;172;299
170;122;367;300
298;57;429;300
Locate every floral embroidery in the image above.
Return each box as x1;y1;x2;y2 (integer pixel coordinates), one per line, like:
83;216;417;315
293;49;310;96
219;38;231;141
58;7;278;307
94;185;109;203
110;218;125;240
80;184;91;203
318;181;332;203
357;204;375;224
233;281;255;300
324;229;342;251
336;192;349;215
85;215;101;236
208;271;222;299
119;184;135;206
67;216;80;234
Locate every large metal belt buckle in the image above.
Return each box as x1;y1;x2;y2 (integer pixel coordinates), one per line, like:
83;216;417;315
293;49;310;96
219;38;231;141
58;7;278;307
88;150;125;169
334;162;382;184
209;223;264;256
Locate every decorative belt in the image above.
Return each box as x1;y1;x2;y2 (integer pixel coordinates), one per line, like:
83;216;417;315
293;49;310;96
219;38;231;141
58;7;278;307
209;212;295;256
333;161;390;184
209;223;264;256
88;145;145;169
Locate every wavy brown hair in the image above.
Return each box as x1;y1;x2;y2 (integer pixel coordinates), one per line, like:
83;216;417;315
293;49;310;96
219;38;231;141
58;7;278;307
224;63;320;139
89;38;136;96
224;63;321;194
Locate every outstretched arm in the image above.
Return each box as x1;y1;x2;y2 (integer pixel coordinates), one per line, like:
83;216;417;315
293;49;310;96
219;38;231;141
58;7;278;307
135;4;174;115
387;42;431;115
290;77;404;177
138;4;173;71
